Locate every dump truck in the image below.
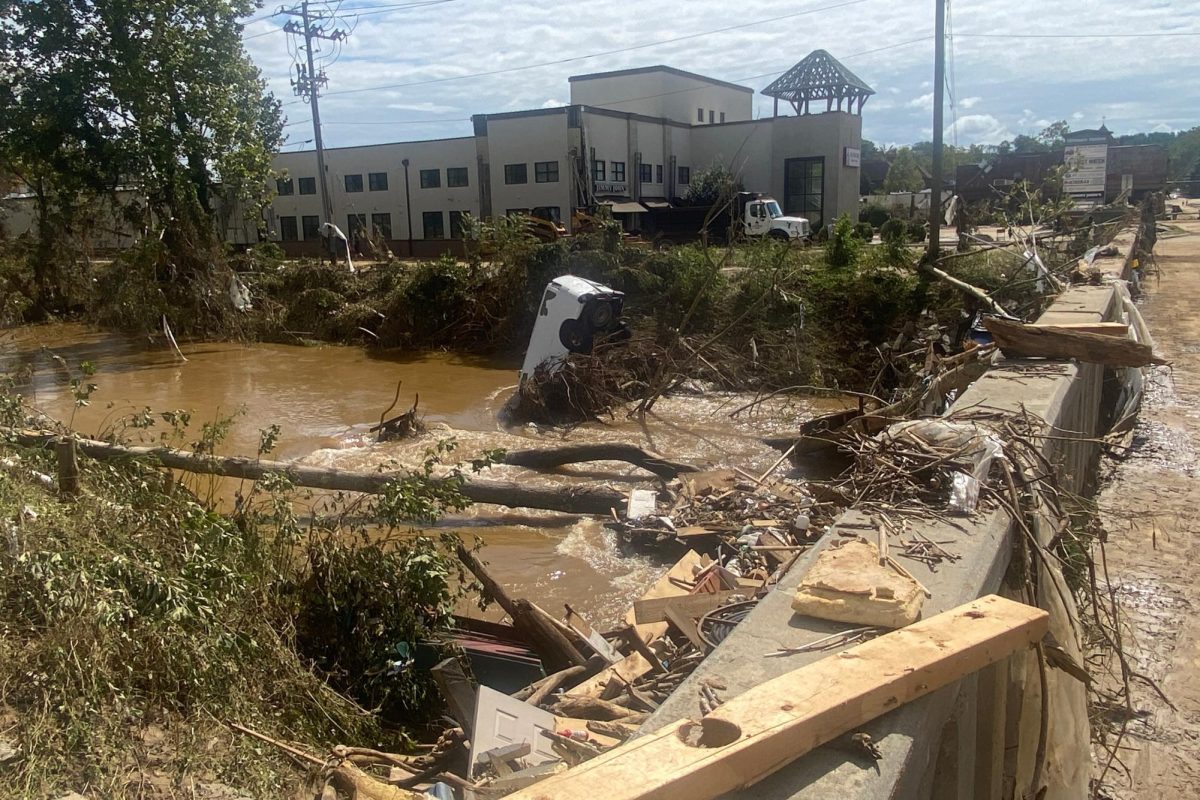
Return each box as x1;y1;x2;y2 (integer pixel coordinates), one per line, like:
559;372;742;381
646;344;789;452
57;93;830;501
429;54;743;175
641;192;810;246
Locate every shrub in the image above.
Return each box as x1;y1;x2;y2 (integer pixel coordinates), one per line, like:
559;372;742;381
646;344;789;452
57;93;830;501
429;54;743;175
907;220;928;242
859;204;891;228
825;214;861;269
853;222;876;241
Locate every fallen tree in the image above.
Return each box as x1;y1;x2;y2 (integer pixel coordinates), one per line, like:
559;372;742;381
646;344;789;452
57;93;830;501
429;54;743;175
500;444;699;479
7;429;629;515
983;317;1167;368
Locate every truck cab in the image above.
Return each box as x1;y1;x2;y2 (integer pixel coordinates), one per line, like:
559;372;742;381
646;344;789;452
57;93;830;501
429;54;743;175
740;194;811;241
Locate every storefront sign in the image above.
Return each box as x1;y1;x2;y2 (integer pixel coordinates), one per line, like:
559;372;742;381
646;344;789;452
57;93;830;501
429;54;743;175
1063;144;1107;198
594;182;628;194
843;147;861;168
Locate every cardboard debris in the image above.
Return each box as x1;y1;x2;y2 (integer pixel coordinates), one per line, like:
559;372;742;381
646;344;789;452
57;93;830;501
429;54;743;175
791;539;925;628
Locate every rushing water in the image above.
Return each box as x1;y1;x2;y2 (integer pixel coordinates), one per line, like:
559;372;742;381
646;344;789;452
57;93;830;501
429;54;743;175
2;322;841;626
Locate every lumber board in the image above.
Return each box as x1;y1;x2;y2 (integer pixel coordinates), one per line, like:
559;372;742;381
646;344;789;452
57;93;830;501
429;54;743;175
983;317;1165;368
505;595;1047;800
623;550;706;645
632;590;741;625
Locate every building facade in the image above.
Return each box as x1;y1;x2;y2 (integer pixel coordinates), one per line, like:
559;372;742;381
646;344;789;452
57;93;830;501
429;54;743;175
268;54;867;256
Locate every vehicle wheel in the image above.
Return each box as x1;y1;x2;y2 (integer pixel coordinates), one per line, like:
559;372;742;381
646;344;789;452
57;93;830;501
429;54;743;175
769;229;789;242
559;319;593;353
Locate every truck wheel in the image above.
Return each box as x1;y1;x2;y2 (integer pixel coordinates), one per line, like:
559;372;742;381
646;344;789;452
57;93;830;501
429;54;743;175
559;319;593;353
769;229;789;242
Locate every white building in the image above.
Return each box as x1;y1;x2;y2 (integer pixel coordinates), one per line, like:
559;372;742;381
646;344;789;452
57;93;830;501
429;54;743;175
269;50;873;256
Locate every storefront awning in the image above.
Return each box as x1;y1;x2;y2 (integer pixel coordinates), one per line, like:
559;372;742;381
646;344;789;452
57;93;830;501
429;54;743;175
601;201;648;214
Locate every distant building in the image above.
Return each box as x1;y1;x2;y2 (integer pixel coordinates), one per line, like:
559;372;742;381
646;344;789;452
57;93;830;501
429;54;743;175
956;124;1167;207
268;50;871;257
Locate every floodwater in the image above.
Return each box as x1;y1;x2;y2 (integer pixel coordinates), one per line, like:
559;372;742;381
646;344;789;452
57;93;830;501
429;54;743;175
1;322;840;626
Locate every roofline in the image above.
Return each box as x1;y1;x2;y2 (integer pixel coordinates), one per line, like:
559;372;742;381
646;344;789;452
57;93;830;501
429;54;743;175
275;134;477;155
568;65;754;94
471;106;569;123
579;105;692;129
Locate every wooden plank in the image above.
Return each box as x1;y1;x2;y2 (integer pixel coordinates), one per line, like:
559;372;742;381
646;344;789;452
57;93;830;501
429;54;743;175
633;590;741;625
665;605;707;651
1029;321;1129;337
504;595;1048;800
566;651;655;700
623;550;706;645
983;317;1166;367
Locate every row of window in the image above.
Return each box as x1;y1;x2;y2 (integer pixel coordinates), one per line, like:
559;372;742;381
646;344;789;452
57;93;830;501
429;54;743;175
278;161;692;195
277;210;472;242
276;167;470;197
696;108;727;124
504;161;560;185
591;161;691;185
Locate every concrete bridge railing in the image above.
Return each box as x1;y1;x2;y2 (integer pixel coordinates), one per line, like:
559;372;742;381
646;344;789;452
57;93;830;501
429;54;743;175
640;226;1148;800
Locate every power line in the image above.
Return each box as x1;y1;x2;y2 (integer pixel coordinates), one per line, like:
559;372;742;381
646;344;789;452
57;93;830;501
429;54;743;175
326;0;876;97
955;30;1200;39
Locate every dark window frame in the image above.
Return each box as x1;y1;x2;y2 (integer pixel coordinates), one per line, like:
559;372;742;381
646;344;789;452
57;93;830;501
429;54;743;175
276;178;294;196
697;108;704;122
344;174;364;193
368;171;388;191
279;216;298;241
449;210;468;239
447;167;469;187
656;164;663;184
612;161;626;182
298;177;316;195
639;163;652;183
504;163;528;185
301;215;320;240
535;161;559;183
720;112;726;123
346;213;367;237
370;212;393;240
422;210;445;239
677;166;691;185
419;169;441;189
709;110;715;124
593;160;606;181
784;156;825;229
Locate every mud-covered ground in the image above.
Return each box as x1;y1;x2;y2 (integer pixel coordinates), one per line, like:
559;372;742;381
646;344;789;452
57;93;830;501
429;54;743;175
1095;208;1200;797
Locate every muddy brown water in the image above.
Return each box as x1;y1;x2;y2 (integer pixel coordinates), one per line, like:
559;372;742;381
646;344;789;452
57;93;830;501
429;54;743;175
2;322;842;626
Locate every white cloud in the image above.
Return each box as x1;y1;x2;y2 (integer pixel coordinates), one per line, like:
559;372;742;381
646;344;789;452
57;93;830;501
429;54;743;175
241;0;1200;148
907;92;933;111
947;114;1014;143
541;98;567;108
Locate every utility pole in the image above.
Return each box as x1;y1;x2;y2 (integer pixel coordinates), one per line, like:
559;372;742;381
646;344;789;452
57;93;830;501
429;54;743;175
926;0;947;265
282;0;346;229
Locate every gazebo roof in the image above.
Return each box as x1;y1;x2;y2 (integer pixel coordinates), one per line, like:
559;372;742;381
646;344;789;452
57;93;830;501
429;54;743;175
763;50;875;113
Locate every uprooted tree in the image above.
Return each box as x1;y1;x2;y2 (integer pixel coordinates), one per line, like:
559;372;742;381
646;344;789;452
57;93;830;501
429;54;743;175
0;0;283;319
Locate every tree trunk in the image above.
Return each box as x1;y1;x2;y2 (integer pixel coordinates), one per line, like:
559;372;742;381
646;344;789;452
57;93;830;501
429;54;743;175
983;317;1166;368
500;444;699;479
7;430;628;516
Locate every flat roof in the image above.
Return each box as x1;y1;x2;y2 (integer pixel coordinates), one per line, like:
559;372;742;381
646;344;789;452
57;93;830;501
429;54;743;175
275;134;476;155
568;65;754;94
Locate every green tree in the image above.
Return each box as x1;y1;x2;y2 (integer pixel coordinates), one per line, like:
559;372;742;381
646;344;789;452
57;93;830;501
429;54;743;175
0;0;283;297
684;163;745;206
1037;120;1070;150
882;147;925;193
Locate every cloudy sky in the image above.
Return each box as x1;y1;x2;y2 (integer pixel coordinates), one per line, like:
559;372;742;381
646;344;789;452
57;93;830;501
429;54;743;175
240;0;1200;151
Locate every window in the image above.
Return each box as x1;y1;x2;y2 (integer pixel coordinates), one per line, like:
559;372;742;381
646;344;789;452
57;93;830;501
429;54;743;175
347;213;366;237
639;163;652;183
302;215;320;240
422;211;444;239
678;166;691;184
276;178;294;196
504;163;527;185
720;112;726;123
709;110;715;124
449;210;468;239
371;212;392;240
656;164;663;184
697;108;704;122
420;169;440;189
592;160;606;181
532;206;561;223
447;167;469;187
279;216;298;241
535;161;559;183
612;162;625;182
298;177;316;195
784;156;825;229
344;174;364;192
368;171;388;191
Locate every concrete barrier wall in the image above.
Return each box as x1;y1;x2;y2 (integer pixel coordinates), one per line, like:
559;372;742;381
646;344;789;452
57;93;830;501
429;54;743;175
641;228;1147;799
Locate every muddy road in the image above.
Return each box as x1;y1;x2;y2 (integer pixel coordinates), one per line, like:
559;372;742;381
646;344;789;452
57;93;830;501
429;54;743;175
1096;210;1200;798
1;323;840;626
